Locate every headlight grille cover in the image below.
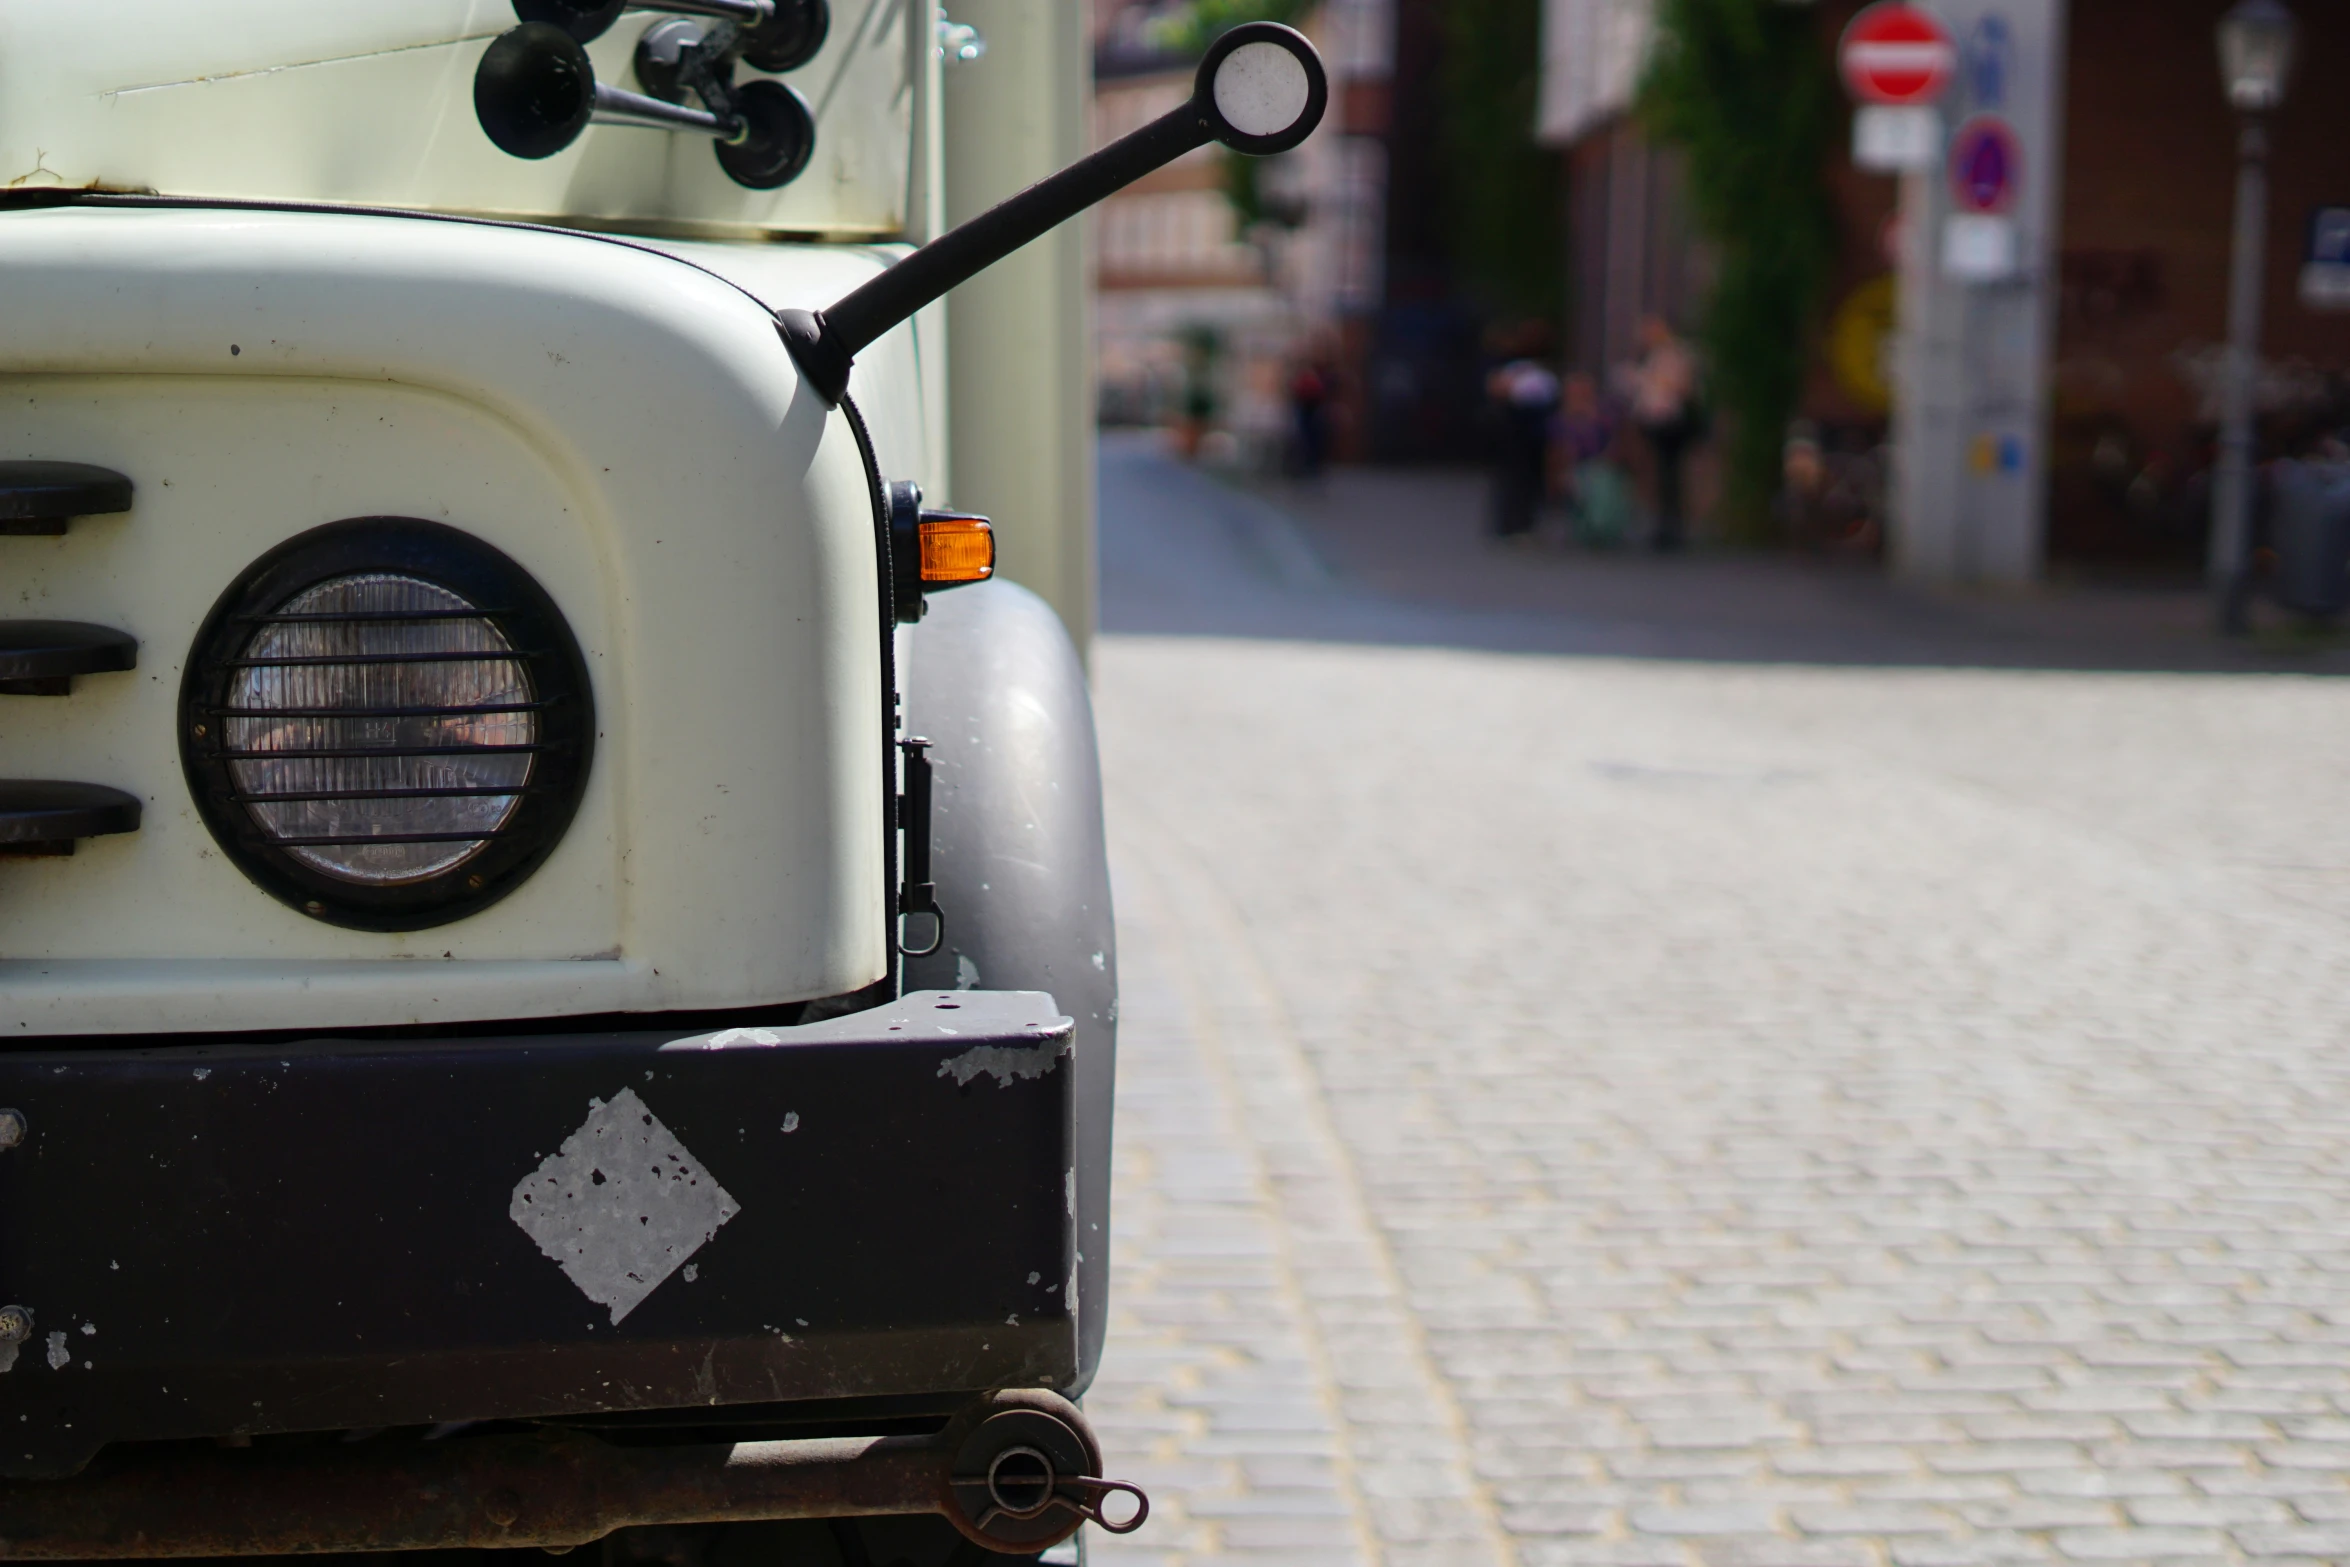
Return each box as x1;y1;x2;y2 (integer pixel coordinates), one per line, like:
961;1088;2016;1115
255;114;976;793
183;520;593;930
230;574;534;884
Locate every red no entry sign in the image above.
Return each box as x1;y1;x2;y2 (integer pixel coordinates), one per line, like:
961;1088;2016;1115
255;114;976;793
1840;2;1958;107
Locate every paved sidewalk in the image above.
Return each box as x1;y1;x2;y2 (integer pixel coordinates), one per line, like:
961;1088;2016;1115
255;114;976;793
1083;437;2350;1567
1112;436;2350;675
1085;826;1510;1567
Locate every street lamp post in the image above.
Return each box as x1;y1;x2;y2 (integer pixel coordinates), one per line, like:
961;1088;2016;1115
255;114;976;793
2211;0;2299;633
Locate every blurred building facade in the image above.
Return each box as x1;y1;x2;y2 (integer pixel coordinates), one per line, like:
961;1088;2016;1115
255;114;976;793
1538;0;1701;383
1540;0;2350;580
1091;0;1393;461
2049;0;2350;571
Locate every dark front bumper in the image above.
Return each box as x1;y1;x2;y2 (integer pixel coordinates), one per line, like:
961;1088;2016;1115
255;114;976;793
0;991;1076;1480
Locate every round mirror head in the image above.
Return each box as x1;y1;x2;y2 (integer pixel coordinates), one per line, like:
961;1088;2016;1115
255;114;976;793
1195;22;1327;156
475;23;597;160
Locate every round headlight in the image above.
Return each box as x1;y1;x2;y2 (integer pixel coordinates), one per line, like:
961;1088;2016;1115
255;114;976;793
182;520;593;930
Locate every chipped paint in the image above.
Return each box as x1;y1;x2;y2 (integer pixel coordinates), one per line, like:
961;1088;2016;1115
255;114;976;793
706;1027;784;1047
508;1088;740;1325
44;1332;67;1371
955;953;981;990
782;1112;800;1134
936;1034;1071;1089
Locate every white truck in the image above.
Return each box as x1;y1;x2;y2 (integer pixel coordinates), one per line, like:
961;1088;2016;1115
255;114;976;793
0;4;1322;1560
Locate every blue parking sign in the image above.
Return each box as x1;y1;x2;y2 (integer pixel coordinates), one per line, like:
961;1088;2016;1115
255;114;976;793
2305;208;2350;310
2311;208;2350;266
1967;15;2011;110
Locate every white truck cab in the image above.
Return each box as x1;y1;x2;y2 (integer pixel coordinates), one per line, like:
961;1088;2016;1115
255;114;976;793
0;7;1324;1558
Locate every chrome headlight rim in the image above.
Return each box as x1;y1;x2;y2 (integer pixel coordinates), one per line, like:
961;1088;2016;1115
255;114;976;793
181;518;594;932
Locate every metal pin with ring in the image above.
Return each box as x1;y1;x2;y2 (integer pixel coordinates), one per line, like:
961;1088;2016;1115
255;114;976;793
967;1444;1150;1536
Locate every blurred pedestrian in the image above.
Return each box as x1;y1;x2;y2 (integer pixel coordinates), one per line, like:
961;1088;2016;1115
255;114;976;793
1555;372;1630;547
1171;325;1219;461
1625;317;1700;552
1289;356;1332;479
1488;355;1560;541
1778;420;1827;544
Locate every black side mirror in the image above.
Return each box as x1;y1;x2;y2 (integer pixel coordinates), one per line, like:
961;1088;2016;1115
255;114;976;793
779;22;1327;405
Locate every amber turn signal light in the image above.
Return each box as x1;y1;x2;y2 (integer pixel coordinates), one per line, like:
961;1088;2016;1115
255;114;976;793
918;512;994;585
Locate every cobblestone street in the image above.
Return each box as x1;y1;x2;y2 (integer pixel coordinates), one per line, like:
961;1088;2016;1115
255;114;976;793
1081;435;2350;1567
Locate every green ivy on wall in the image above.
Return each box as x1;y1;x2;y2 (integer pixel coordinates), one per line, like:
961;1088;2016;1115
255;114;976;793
1147;0;1313;57
1440;0;1562;327
1638;0;1839;534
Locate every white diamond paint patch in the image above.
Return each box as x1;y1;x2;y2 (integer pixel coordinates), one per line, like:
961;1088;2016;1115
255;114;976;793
510;1088;740;1325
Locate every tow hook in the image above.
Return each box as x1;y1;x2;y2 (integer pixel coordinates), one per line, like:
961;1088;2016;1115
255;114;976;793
948;1390;1150;1550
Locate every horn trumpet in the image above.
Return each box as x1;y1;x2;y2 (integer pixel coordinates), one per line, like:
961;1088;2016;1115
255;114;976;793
515;0;828;74
473;21;814;189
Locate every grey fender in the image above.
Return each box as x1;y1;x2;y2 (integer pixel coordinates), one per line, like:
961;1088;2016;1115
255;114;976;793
900;580;1115;1393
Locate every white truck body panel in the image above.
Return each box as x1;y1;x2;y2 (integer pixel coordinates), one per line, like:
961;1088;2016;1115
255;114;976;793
0;206;936;1035
0;1;916;237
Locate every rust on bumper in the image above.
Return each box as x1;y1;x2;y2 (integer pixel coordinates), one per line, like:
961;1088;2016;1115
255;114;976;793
0;1390;1145;1559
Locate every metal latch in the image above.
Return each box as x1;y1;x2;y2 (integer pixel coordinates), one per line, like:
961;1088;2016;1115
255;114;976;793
897;735;944;957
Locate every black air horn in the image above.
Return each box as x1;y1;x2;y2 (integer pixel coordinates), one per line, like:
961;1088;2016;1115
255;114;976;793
779;22;1327;404
516;0;827;72
473;3;819;189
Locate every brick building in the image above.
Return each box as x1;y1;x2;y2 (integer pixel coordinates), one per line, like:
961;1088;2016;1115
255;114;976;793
2052;0;2350;566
